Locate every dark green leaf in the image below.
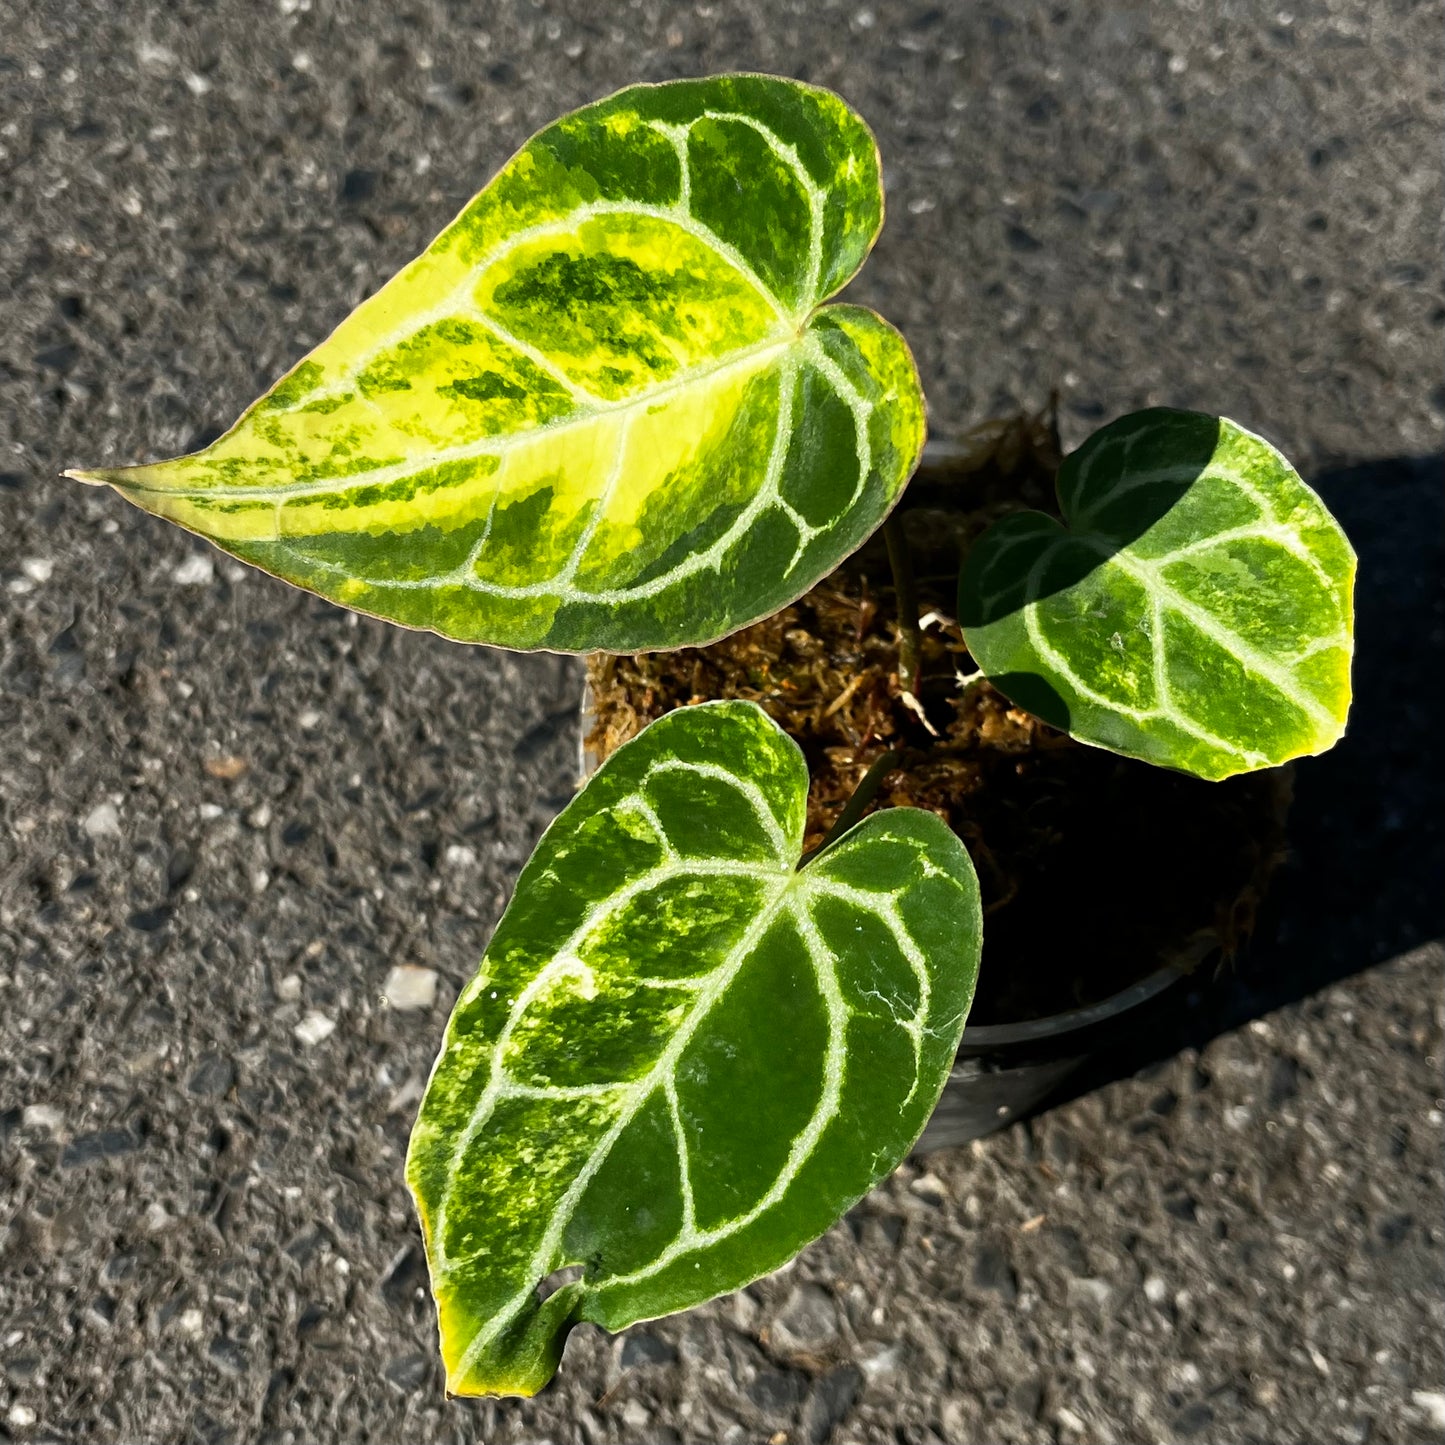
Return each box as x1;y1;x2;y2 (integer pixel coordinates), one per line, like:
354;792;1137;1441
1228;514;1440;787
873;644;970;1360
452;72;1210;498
407;701;980;1396
959;409;1355;778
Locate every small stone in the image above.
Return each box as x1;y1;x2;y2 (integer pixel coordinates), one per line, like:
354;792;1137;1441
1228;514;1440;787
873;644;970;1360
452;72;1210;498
276;973;303;1002
973;1241;1018;1301
383;965;438;1012
388;1076;425;1113
443;843;478;869
21;557;54;583
171;551;215;586
1143;1275;1168;1304
177;1308;204;1335
620;1331;677;1368
245;803;272;829
21;1104;62;1131
1056;1405;1086;1433
1413;1392;1445;1430
208;1335;247;1374
910;1172;947;1203
618;1399;651;1433
251;869;270;894
203;755;248;781
298;709;322;730
83;802;121;838
8;1404;37;1429
800;1366;861;1445
186;1053;235;1097
768;1283;840;1359
137;39;177;65
293;1011;336;1046
748;1368;805;1414
1070;1277;1112;1308
378;1244;427;1311
858;1341;905;1383
60;1129;138;1168
383;1352;432;1392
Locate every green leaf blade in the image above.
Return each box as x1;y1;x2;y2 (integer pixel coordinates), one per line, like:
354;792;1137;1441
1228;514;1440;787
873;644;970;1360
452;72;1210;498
959;409;1355;779
407;702;980;1398
69;76;922;653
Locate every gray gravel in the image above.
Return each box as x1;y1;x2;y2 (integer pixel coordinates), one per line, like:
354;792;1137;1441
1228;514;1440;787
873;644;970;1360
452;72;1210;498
2;1;1442;1441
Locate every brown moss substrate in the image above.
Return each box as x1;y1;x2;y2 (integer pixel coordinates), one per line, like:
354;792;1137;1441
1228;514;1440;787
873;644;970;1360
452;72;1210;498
585;411;1290;1025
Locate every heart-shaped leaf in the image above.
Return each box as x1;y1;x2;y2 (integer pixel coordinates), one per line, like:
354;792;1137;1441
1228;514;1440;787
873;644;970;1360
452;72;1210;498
407;701;980;1397
68;76;924;653
958;409;1354;779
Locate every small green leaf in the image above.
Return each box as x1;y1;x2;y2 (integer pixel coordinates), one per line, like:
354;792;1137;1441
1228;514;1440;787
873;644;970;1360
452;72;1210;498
958;409;1355;779
407;701;980;1397
68;76;923;653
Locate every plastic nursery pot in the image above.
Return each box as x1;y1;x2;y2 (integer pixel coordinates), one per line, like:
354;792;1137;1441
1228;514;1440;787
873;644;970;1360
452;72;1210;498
914;948;1208;1151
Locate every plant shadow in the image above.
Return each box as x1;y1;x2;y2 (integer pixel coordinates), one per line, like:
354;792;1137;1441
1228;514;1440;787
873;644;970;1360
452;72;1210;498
956;410;1236;735
1046;451;1445;1111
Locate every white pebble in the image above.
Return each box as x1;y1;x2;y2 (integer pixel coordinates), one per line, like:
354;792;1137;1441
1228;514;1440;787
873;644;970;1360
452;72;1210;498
177;1308;204;1335
276;973;303;1001
171;551;215;586
1143;1275;1168;1304
909;1172;947;1200
859;1341;906;1382
22;1104;62;1131
388;1075;425;1113
1414;1392;1445;1430
251;869;270;894
8;1405;37;1430
83;801;121;838
443;844;478;870
383;965;438;1012
245;803;272;829
298;709;322;730
294;1010;335;1046
137;40;177;66
21;557;54;583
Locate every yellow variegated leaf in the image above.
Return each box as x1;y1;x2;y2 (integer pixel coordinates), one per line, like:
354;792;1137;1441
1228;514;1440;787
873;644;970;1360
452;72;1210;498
68;75;925;652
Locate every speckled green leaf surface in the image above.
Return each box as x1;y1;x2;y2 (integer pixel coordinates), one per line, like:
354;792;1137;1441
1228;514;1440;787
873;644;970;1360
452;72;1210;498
68;76;923;653
407;701;980;1397
959;409;1355;779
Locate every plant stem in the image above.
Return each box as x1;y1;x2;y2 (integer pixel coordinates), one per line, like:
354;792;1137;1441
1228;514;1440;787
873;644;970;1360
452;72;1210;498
798;748;901;869
882;513;923;700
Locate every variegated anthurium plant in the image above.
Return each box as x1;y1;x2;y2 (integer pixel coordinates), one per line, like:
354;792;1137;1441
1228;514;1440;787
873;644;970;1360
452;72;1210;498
68;75;1356;1397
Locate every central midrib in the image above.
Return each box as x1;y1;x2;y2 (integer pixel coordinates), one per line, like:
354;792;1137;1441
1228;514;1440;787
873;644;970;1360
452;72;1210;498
112;329;803;505
445;859;838;1378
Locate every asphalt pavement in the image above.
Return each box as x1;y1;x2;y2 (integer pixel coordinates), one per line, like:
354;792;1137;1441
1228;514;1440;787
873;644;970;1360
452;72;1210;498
2;2;1442;1441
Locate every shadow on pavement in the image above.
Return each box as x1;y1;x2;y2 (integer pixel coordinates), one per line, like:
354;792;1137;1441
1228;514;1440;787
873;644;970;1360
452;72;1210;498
1023;451;1444;1118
